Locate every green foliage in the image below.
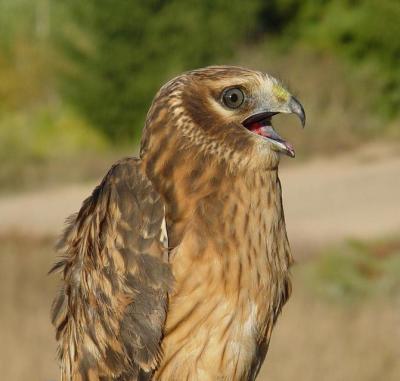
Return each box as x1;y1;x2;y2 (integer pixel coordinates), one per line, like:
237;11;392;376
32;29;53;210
56;0;399;141
0;105;109;192
0;107;107;162
263;0;400;118
302;238;400;302
56;0;262;140
1;0;399;149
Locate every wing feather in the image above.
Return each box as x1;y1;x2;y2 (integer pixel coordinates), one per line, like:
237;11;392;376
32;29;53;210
51;157;172;381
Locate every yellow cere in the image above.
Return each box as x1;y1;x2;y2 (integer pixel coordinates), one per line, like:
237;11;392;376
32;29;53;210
272;83;290;103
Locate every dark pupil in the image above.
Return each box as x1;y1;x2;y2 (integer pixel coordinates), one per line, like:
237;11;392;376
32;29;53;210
230;93;238;103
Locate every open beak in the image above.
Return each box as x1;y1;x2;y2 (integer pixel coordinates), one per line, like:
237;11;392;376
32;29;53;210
242;96;305;158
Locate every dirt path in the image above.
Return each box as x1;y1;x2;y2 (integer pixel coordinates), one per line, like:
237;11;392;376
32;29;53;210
1;144;399;253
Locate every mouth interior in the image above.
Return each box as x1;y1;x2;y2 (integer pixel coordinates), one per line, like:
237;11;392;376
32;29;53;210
242;112;295;158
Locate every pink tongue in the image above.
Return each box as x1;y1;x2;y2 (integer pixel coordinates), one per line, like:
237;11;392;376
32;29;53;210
249;122;296;157
249;122;269;137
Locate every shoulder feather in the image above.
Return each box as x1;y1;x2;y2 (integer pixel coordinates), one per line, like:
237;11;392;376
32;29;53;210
51;157;173;381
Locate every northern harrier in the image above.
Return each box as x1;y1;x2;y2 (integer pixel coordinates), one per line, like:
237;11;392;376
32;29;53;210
51;66;305;381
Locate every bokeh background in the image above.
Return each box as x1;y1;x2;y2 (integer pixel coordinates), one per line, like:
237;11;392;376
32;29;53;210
1;1;399;380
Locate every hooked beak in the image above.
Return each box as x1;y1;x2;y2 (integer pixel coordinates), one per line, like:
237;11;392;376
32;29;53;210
289;96;306;128
242;96;306;158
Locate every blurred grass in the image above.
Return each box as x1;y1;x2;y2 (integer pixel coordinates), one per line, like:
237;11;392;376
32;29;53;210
262;261;400;381
0;235;59;381
300;237;400;302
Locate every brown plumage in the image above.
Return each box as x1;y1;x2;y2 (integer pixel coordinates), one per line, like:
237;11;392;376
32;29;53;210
51;66;305;381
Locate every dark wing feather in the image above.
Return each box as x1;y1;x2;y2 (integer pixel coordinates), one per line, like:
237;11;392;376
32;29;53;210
51;157;172;381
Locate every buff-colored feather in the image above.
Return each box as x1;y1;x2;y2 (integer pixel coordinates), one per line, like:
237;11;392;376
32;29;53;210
52;66;304;381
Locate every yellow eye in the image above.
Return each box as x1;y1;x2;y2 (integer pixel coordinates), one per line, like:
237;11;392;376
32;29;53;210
222;88;245;109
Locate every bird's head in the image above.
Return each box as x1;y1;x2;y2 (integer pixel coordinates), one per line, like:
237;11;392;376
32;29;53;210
141;66;305;171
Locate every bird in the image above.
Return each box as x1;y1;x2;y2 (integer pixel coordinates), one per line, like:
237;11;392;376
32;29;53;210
51;65;305;381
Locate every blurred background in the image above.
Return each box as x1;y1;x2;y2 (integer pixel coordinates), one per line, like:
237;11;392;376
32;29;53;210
0;1;399;380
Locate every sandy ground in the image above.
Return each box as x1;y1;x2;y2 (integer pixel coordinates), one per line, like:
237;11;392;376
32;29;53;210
1;143;399;253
